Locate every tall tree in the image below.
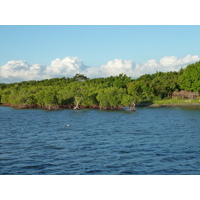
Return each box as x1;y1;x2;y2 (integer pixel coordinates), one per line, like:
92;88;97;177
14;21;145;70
178;61;200;92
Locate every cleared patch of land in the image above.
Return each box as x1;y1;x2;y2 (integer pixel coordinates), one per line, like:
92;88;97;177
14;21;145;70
137;100;200;107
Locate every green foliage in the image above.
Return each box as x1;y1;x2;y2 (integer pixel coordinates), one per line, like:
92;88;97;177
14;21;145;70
150;71;179;99
113;73;132;88
1;89;11;104
72;74;88;82
178;61;200;92
96;87;124;107
121;94;136;107
0;62;200;108
43;89;58;106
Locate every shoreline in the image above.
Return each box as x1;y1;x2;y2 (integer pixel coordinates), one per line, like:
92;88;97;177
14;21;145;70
1;102;200;110
138;102;200;107
0;103;123;110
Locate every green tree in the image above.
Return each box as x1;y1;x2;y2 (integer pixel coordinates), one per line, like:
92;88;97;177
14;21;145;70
72;74;88;82
43;89;58;108
1;89;11;104
150;71;179;99
121;94;136;107
96;87;125;108
178;61;200;92
113;73;132;88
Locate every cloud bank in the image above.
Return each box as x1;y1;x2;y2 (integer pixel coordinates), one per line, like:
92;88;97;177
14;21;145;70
0;55;200;83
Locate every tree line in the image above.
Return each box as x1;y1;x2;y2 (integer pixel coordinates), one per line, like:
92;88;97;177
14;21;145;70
0;61;200;109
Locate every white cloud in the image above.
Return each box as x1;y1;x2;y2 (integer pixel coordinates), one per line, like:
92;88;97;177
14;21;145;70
85;54;200;78
85;59;136;78
0;55;200;83
0;60;46;83
0;57;87;83
44;57;87;78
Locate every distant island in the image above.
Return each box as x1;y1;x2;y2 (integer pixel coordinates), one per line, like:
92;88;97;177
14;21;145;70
0;61;200;110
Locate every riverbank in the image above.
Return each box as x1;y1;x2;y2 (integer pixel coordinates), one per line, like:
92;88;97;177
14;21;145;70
148;103;200;107
0;101;200;111
137;100;200;107
0;103;124;110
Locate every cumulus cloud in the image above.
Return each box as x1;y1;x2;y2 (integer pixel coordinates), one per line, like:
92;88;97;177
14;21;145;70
85;59;136;78
0;57;87;83
85;54;200;78
0;60;46;83
45;57;88;78
0;55;200;83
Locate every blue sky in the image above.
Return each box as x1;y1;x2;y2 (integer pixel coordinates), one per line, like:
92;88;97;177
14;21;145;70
0;25;200;82
1;25;200;66
0;2;199;197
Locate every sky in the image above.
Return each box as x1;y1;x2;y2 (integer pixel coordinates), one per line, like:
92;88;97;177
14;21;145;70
0;25;200;83
1;1;200;198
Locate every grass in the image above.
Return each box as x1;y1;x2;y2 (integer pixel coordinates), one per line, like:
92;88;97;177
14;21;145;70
153;99;200;105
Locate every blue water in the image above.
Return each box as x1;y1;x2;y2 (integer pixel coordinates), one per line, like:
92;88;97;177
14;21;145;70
0;105;200;175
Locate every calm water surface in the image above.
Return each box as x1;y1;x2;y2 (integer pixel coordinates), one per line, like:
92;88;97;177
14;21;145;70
0;106;200;175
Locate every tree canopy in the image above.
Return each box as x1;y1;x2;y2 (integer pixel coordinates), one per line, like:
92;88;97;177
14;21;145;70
178;61;200;91
0;61;200;109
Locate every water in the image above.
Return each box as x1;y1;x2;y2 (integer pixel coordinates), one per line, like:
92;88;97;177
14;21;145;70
0;105;200;175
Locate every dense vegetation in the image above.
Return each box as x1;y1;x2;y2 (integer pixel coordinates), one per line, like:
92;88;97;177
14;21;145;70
0;61;200;109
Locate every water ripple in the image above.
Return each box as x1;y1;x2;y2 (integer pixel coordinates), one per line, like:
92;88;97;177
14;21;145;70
1;106;200;174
